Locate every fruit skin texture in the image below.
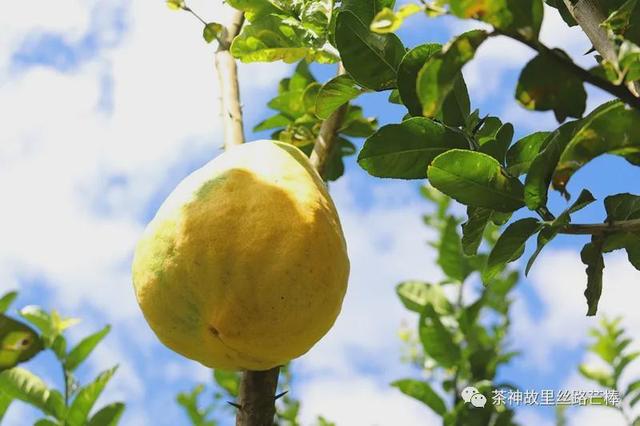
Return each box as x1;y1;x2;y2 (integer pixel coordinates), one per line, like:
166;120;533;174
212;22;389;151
132;140;349;371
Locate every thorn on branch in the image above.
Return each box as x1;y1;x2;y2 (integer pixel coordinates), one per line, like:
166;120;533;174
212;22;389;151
227;401;243;410
274;390;288;400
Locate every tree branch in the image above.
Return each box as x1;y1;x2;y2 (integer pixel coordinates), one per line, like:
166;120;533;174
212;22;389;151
310;63;348;177
216;10;246;149
563;0;640;97
558;218;640;236
235;367;280;426
495;30;640;111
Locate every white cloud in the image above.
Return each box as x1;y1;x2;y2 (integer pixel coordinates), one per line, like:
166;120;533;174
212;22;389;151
298;374;440;425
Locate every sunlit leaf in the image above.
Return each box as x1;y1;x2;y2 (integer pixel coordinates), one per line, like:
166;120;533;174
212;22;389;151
428;149;525;212
86;402;125;426
396;281;453;314
505;131;551;176
0;368;65;419
0;292;17;314
359;117;468;179
66;325;111;371
315;74;363;119
203;23;223;44
67;367;118;426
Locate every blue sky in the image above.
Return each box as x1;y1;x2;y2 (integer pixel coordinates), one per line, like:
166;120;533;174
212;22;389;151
1;1;640;425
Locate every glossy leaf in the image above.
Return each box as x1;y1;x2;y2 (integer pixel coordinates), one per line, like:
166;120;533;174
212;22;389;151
392;379;447;415
315;74;362;119
396;281;452;314
417;30;488;118
225;0;282;21
582;238;605;316
67;367;118;426
0;367;65;419
552;101;640;194
335;11;405;90
506;131;551;176
358;117;468;179
66;325;111;371
428;150;525;212
86;402;125;426
516;50;587;123
484;218;542;282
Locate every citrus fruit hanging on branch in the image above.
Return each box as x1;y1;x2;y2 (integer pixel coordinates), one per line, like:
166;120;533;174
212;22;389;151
132;140;349;371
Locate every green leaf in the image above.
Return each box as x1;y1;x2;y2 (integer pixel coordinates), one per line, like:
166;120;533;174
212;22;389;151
626;379;640;397
202;23;223;44
0;292;17;314
0;391;13;421
582;238;605;316
438;216;470;281
370;4;423;33
545;0;577;26
166;0;185;11
335;11;405;91
34;420;59;426
231;15;324;63
417;30;488;118
461;207;492;256
324;137;357;181
340;0;396;25
479;122;514;164
66;325;111;371
213;370;240;397
552;101;640;194
602;193;640;270
506;131;551;176
396;281;452;314
0;367;65;419
448;0;544;39
391;379;447;415
525;189;596;274
67;367;118;426
578;364;615;388
427;149;525;212
484;218;542;282
397;43;442;116
603;0;640;45
87;402;125;426
225;0;282;21
253;113;292;132
176;384;215;426
419;305;461;368
516;50;587;122
523;117;584;210
0;314;44;371
315;74;362;119
339;106;377;137
358;117;468;179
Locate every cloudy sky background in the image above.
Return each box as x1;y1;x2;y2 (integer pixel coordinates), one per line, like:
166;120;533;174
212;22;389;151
1;1;640;425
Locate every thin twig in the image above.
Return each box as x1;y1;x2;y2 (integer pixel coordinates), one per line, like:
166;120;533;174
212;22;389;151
310;63;348;176
558;218;640;236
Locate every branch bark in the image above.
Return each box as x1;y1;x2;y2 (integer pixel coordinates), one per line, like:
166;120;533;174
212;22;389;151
558;218;640;236
216;10;246;149
496;30;640;110
563;0;640;96
310;63;348;176
235;367;280;426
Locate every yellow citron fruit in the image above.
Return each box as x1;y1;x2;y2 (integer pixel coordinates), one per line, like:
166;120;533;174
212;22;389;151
132;140;349;371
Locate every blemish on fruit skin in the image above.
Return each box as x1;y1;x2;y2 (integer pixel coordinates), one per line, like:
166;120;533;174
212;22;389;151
208;325;220;337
